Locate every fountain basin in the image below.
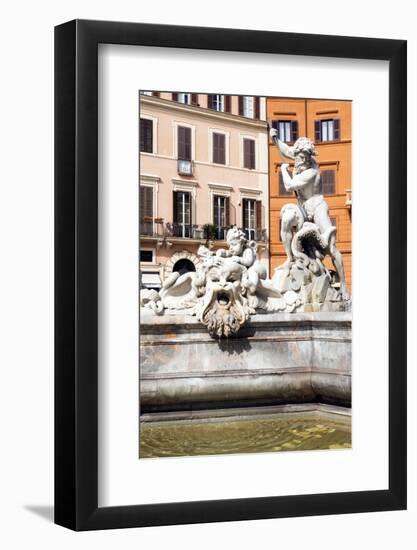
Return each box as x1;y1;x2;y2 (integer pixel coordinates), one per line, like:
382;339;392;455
140;311;351;411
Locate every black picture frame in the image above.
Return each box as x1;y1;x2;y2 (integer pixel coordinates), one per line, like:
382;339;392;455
55;19;407;531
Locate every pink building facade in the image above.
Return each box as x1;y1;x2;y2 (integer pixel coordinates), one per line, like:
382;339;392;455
139;92;269;289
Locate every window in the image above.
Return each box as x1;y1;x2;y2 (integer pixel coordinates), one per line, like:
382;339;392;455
173;191;192;237
212;132;226;164
272;120;298;143
140;185;154;235
178;93;191;104
141;272;161;290
173;92;197;104
208;95;231;112
209;94;224;112
243;138;256;170
213;195;230;239
140;118;153;153
314;118;340;142
239;96;260;118
321;169;336;195
243;96;254;118
140;91;153;96
279;171;292;196
242;198;262;240
140;250;153;263
243;199;256;240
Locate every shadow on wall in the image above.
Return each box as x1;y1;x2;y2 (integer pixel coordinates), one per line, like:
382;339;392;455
217;336;253;355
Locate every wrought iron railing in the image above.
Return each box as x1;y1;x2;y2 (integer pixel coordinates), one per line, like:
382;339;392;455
140;221;267;242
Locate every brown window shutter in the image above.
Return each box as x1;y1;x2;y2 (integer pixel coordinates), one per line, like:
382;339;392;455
140;186;153;220
243;138;255;169
140;186;145;220
254;97;260;119
243;139;250;168
145;187;153;217
321;169;336;195
191;93;198;105
185;127;192;160
207;95;213;109
213;132;225;164
178;126;191;160
213;195;218;225
314;120;321;142
225;197;230;227
225;96;231;113
256;200;262;233
173;191;178;223
177;127;185;159
152;91;160;97
172;92;178;101
238;96;243;116
333;118;340;140
140;118;153;153
250;140;256;169
291;120;299;143
220;134;225;164
213;133;218;163
139;119;145;152
242;198;247;228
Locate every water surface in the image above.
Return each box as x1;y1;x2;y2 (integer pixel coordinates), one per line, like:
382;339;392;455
140;412;351;458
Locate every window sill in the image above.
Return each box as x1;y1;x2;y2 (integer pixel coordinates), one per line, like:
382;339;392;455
314;139;352;145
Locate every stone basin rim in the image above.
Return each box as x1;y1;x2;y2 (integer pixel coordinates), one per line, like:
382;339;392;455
141;311;352;327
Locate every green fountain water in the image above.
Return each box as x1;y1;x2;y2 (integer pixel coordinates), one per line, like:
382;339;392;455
140;411;351;458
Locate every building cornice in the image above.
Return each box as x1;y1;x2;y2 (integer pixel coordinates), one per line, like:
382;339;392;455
140;174;161;183
239;186;262;195
140;95;268;130
208;182;234;191
171;178;199;187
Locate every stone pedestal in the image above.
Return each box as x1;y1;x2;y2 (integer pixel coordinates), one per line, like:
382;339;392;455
140;312;351;412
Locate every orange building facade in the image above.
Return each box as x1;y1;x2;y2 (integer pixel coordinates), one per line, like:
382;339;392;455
267;98;352;292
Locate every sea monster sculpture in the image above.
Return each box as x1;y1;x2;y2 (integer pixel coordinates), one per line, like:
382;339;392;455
140;135;350;338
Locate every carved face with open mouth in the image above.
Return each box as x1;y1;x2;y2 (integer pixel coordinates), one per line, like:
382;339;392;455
196;263;250;338
216;290;231;307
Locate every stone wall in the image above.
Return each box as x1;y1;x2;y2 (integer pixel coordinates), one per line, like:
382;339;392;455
140;312;351;412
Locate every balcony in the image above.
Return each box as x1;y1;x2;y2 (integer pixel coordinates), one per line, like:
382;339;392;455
177;159;194;176
140;218;154;236
140;220;267;243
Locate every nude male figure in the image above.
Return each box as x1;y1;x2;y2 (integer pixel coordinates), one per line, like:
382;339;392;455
270;128;350;301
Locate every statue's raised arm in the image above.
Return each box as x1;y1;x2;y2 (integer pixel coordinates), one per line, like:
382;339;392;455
269;127;295;160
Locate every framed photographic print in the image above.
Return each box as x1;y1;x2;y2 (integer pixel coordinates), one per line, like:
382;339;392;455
55;20;407;530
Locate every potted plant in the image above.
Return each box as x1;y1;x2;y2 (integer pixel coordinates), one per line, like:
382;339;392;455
203;223;218;240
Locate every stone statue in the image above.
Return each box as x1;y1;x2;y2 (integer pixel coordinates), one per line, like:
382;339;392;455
269;129;350;301
141;226;288;336
140;152;351;337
